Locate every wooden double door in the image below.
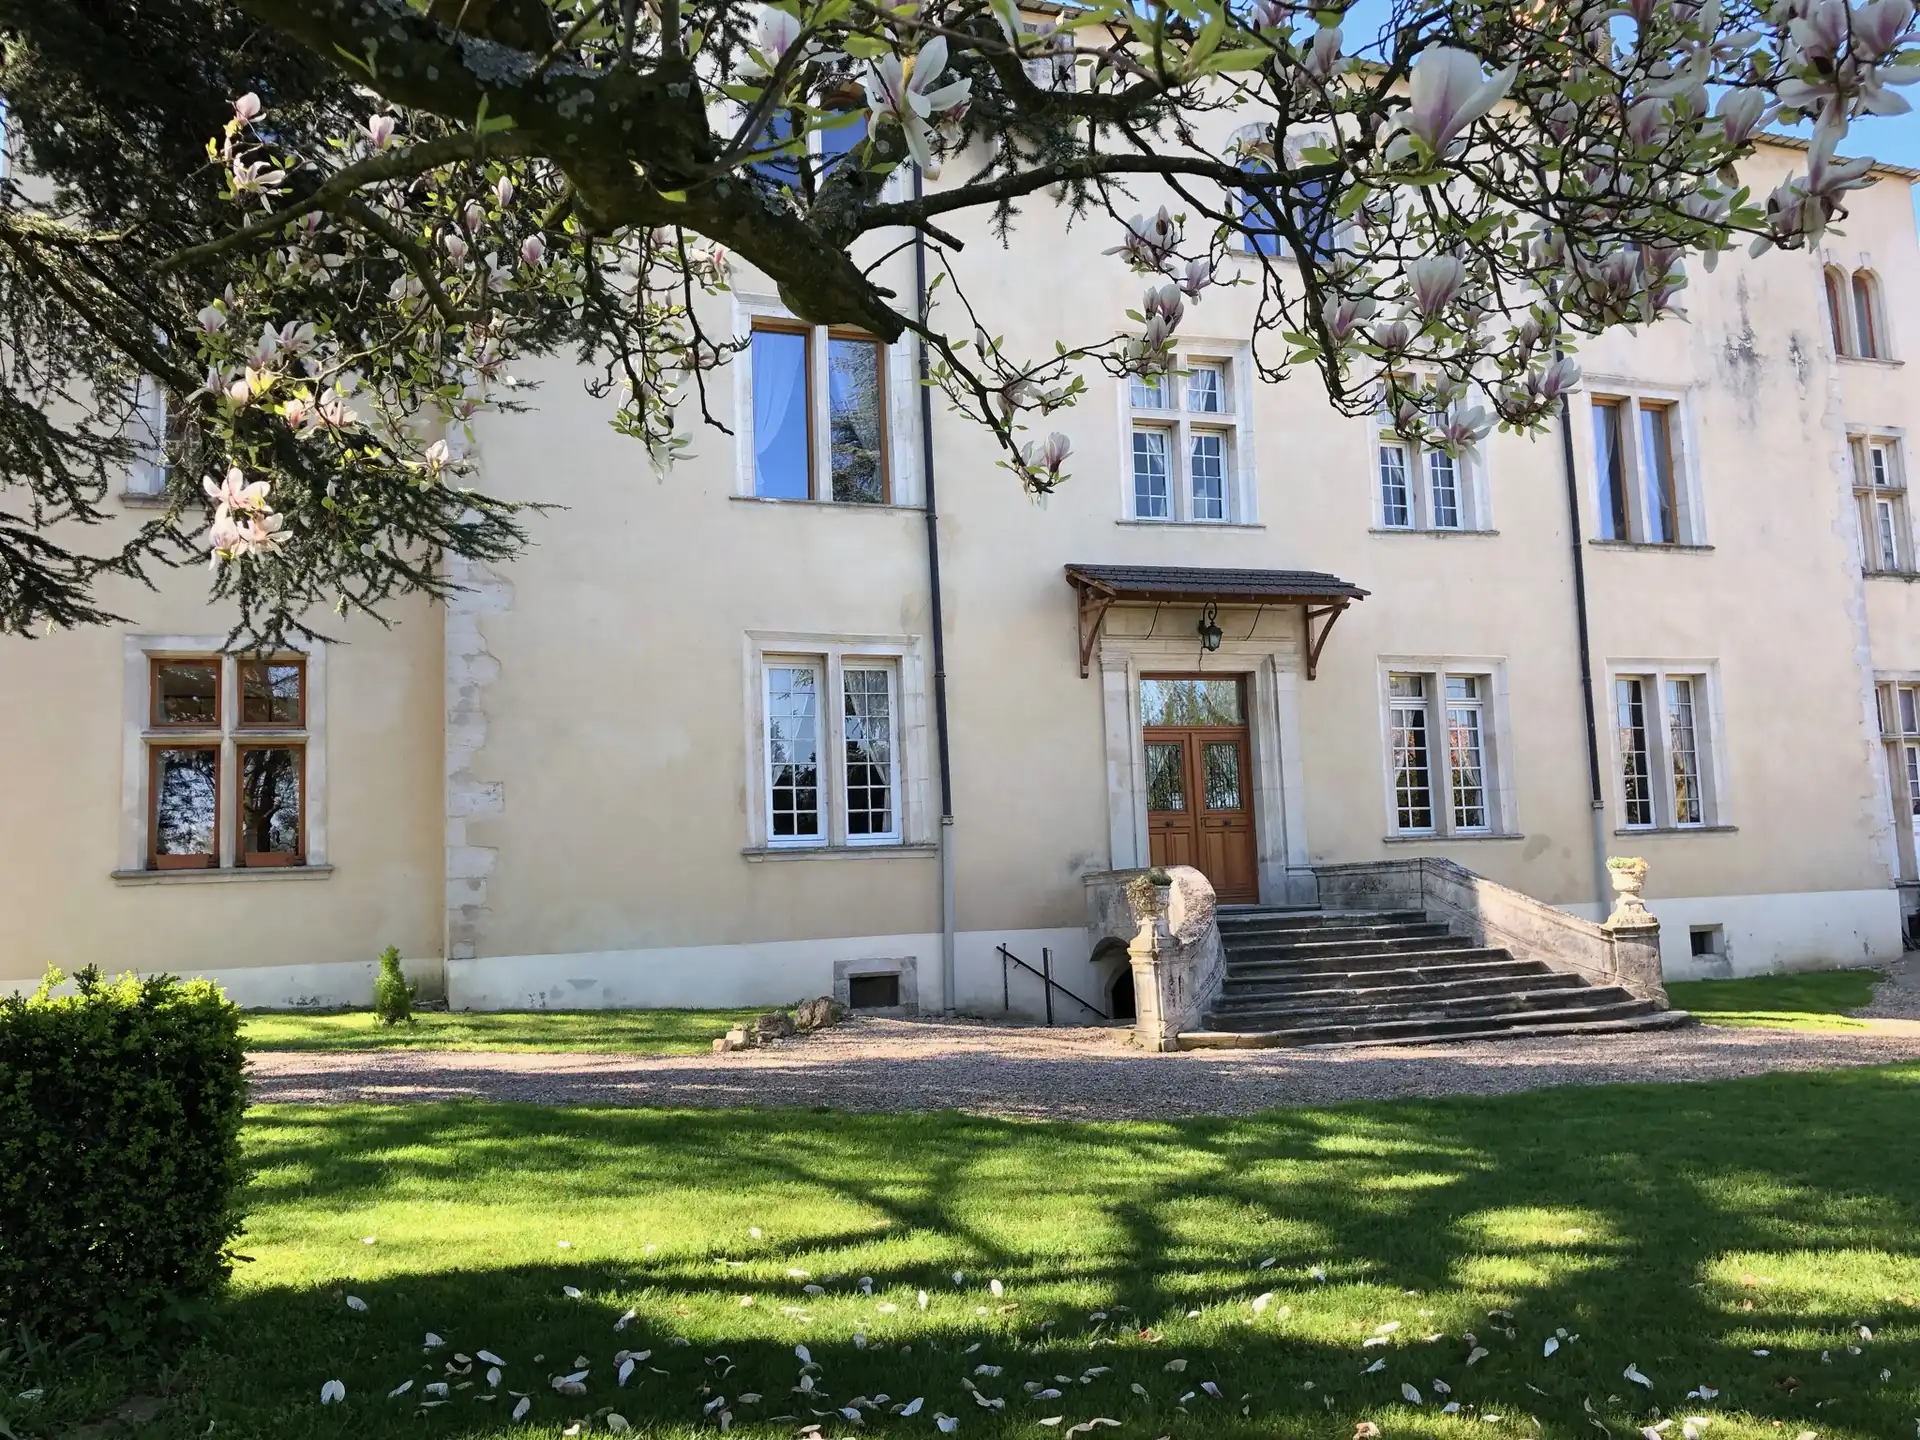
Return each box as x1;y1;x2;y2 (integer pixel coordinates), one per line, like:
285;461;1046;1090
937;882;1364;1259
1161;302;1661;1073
1142;675;1259;904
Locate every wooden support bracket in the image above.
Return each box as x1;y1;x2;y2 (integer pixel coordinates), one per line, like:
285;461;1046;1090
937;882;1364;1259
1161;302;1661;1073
1074;579;1118;678
1303;601;1348;681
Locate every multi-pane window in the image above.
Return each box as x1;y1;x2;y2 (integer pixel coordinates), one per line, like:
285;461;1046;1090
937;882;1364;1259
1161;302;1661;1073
751;320;889;504
750;108;869;191
1614;668;1717;829
1385;668;1505;836
1125;354;1243;523
1388;676;1433;832
762;657;900;847
145;655;306;869
1878;682;1920;879
1375;402;1484;532
1852;434;1910;574
1444;677;1488;831
1591;393;1697;545
1825;266;1889;360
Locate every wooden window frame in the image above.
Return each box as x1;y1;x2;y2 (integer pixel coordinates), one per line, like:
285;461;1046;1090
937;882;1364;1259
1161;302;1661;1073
1825;267;1852;356
236;742;307;867
1384;666;1506;837
825;326;892;505
1637;399;1680;545
1852;434;1910;574
236;656;307;730
149;656;222;730
749;319;893;505
1853;272;1882;359
148;744;221;869
1588;389;1699;546
1611;665;1720;830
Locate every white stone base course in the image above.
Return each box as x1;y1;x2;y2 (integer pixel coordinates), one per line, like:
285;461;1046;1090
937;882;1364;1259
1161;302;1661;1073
1558;886;1902;980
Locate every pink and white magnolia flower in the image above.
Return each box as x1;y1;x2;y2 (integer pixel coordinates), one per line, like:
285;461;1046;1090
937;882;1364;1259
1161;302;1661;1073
1302;26;1344;81
443;232;470;265
196;303;227;334
1853;0;1916;61
1320;294;1376;347
1178;257;1215;302
1535;355;1582;401
494;175;515;208
863;37;972;176
204;465;271;515
315;389;359;430
1394;47;1518;155
364;114;397;151
233;92;263;124
1408;254;1467;316
229;159;287;201
521;233;547;267
1716;89;1769;147
748;6;809;74
1105;208;1181;272
1021;431;1072;486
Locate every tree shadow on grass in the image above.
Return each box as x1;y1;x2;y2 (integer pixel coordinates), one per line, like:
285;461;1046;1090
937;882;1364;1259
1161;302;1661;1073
124;1065;1920;1438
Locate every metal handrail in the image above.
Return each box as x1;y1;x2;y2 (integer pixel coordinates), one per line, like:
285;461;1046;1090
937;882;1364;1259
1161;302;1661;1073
997;944;1110;1024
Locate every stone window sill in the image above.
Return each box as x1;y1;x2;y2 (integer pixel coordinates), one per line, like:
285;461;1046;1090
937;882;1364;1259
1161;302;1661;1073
111;864;334;886
1865;569;1920;582
120;491;173;509
730;495;922;514
1369;527;1500;538
742;843;938;863
1612;824;1738;836
1383;831;1525;843
1838;354;1904;369
1116;519;1266;531
1589;540;1715;553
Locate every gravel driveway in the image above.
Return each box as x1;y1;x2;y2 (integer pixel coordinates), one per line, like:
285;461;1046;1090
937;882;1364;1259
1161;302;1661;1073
248;1012;1920;1120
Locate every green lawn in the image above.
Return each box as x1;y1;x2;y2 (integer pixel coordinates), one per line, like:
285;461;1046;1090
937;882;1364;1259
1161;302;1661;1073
1667;968;1883;1031
19;1067;1920;1440
240;1008;768;1053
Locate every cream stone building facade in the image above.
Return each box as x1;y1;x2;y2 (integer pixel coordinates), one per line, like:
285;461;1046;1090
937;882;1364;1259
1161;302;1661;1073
3;136;1917;1017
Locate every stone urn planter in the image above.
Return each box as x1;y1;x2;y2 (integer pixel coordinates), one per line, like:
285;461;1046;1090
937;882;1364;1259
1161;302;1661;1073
1605;856;1652;926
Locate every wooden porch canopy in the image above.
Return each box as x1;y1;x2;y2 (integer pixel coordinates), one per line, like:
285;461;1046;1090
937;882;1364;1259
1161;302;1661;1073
1065;563;1369;681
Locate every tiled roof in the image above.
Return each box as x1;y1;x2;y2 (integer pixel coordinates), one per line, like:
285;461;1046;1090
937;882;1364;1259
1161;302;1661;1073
1064;564;1368;602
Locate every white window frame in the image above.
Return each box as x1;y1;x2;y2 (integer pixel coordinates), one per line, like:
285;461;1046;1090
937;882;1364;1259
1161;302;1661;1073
1607;661;1727;832
1377;659;1515;839
743;631;932;855
731;294;922;507
116;636;330;880
1116;345;1256;525
1823;258;1896;362
1227;124;1345;262
1370;402;1492;533
1877;677;1920;881
1851;430;1911;574
126;374;170;498
1583;380;1706;547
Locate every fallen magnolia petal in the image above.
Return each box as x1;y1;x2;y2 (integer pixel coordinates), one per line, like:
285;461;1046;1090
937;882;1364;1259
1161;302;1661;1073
918;1290;930;1310
1034;1389;1063;1400
991;1280;1006;1297
1038;1420;1063;1428
320;1380;346;1405
1164;1359;1187;1373
425;1383;449;1399
346;1295;369;1313
1467;1347;1490;1366
614;1308;637;1331
1625;1363;1653;1388
563;1286;583;1299
1402;1382;1422;1404
618;1359;635;1386
1544;1337;1560;1357
1201;1382;1222;1398
1375;1322;1401;1336
936;1415;959;1432
796;1345;813;1365
478;1350;505;1366
424;1333;445;1350
900;1398;924;1417
608;1416;630;1433
1362;1359;1386;1374
388;1380;413;1399
512;1396;531;1421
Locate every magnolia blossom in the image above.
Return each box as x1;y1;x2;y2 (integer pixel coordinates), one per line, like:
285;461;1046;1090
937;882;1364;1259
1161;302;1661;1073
443;232;470;265
1369;320;1412;352
1408;254;1466;317
315;389;359;429
748;6;810;74
1178;258;1215;302
233;92;262;124
521;233;547;267
1717;89;1769;146
494;176;515;208
863;37;972;175
1105;208;1180;272
229;159;287;201
1393;47;1517;155
196;304;227;334
1536;355;1582;401
205;467;283;567
415;438;457;483
364;114;396;151
1626;97;1671;149
1303;26;1343;80
1143;283;1185;331
1021;431;1072;487
1320;294;1376;346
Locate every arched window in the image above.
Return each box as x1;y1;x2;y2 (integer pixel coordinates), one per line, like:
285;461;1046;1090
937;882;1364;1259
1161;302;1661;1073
1234;127;1337;261
1824;267;1850;355
1853;271;1883;359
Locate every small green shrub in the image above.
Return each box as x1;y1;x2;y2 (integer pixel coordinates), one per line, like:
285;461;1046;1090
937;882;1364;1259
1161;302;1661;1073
0;967;247;1343
372;946;416;1026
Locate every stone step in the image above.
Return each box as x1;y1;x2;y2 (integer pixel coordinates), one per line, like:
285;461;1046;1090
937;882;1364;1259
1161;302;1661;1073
1222;931;1470;960
1223;941;1500;978
1216;967;1583;1009
1178;1002;1692;1050
1205;981;1642;1031
1221;921;1455;950
1217;909;1427;933
1220;955;1556;994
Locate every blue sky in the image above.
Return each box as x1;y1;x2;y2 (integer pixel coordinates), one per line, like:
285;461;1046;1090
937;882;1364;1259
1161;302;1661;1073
1333;0;1920;171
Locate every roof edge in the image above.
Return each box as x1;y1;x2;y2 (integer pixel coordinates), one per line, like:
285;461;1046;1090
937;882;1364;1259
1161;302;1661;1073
1754;130;1920;182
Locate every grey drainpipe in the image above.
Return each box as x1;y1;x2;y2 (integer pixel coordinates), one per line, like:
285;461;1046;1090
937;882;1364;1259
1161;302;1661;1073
1559;392;1611;912
912;170;958;1014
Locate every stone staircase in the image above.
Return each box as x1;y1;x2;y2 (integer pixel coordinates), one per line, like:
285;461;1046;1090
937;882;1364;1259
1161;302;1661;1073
1178;908;1691;1049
